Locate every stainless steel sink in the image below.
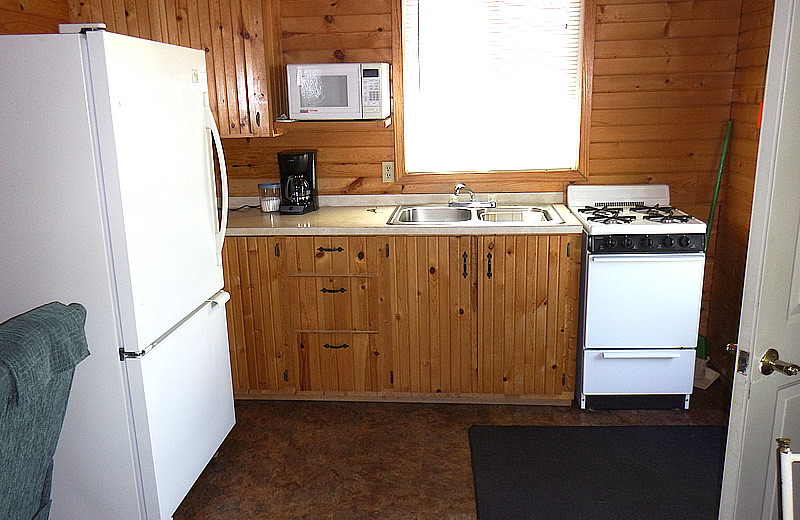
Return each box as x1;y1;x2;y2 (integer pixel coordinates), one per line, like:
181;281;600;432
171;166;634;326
387;205;563;226
391;206;472;224
477;207;552;223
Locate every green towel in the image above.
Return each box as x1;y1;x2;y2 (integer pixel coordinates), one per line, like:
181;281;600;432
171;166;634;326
0;302;90;406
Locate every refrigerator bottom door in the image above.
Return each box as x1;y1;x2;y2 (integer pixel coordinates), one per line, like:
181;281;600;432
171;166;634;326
124;293;235;519
582;349;695;395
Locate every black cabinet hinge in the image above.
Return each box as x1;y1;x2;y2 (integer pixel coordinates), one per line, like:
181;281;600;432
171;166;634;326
390;370;394;384
283;369;289;382
274;242;280;257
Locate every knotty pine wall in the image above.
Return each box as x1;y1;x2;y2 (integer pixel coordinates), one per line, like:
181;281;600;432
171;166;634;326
224;0;749;337
706;0;774;378
1;0;68;33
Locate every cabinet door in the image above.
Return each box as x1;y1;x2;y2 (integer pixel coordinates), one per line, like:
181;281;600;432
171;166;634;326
297;333;383;392
390;236;478;394
477;235;581;398
222;236;294;395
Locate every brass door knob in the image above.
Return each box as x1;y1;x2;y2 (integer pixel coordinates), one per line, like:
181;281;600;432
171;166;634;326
761;349;800;376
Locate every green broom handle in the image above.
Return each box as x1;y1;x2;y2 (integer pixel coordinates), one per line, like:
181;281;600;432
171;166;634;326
706;120;733;250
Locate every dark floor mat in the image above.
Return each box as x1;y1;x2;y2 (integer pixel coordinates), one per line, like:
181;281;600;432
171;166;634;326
468;425;727;520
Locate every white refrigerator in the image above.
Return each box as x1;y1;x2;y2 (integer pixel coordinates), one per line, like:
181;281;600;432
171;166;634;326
0;26;235;519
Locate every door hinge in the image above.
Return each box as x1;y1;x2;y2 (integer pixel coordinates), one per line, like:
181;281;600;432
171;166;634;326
274;242;280;257
562;373;566;387
283;369;288;382
390;370;394;384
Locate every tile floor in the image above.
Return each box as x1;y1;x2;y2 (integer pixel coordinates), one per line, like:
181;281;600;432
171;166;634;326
174;382;731;520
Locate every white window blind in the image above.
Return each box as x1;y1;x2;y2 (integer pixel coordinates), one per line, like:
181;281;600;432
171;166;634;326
402;0;583;173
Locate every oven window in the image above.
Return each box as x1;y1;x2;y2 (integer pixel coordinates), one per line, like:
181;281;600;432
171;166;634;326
299;74;349;108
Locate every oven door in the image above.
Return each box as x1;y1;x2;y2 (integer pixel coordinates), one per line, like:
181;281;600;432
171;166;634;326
583;252;705;349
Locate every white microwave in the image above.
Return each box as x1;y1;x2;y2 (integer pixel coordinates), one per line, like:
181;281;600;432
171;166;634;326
287;63;390;120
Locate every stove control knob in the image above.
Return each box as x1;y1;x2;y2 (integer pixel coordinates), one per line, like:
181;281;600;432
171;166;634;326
679;236;692;248
604;237;618;249
641;237;655;249
663;236;676;248
622;237;634;249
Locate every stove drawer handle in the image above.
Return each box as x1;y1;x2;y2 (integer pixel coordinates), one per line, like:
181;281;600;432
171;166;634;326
601;351;681;359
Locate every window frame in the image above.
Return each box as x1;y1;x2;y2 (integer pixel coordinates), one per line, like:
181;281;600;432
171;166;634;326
390;0;594;187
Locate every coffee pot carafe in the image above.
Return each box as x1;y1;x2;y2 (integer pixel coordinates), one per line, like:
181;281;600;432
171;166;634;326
278;151;318;214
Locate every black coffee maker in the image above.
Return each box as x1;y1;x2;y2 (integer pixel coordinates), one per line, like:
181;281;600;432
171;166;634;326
278;150;318;214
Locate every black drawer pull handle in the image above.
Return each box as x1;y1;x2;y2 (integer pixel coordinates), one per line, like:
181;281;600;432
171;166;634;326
318;246;344;253
323;343;350;350
462;251;468;278
320;287;347;294
487;252;493;279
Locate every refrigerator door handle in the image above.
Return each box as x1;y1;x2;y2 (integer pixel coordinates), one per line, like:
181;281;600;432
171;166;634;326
204;101;228;259
120;291;229;360
206;290;230;307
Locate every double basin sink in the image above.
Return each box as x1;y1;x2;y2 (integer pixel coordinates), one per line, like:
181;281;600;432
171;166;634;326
387;204;563;226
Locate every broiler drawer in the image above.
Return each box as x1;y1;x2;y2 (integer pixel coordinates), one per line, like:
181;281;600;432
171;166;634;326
582;349;695;395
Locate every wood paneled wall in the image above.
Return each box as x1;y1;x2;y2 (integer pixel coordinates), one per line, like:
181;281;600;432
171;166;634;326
222;0;747;336
706;0;774;379
66;0;283;136
1;0;69;34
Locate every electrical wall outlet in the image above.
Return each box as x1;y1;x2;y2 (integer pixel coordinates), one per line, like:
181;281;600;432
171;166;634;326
381;161;395;183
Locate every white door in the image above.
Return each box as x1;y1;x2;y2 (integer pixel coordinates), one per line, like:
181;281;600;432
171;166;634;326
125;292;235;519
86;31;224;352
719;1;800;518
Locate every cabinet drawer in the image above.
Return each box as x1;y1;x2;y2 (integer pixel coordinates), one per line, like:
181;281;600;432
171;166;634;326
290;276;378;332
297;333;387;392
284;236;385;274
582;349;694;395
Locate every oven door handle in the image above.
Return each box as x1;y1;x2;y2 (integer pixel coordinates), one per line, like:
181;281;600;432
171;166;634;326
590;253;705;263
601;351;682;359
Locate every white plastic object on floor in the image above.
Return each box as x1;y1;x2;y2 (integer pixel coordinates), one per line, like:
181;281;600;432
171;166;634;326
778;438;800;520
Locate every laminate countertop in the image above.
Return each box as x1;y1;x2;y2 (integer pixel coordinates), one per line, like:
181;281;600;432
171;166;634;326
226;194;583;236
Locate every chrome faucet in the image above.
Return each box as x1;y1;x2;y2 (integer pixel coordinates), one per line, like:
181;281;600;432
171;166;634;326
449;183;496;208
454;183;477;201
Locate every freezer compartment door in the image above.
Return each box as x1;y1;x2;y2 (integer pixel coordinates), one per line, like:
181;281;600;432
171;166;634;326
584;253;705;348
582;349;695;395
125;292;235;519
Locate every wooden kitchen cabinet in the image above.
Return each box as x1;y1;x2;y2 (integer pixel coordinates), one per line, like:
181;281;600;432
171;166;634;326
389;236;479;394
67;0;286;137
477;235;582;400
223;233;581;404
282;236;394;395
390;234;581;403
222;236;294;396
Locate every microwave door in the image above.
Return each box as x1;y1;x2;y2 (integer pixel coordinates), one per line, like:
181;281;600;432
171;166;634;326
288;63;362;119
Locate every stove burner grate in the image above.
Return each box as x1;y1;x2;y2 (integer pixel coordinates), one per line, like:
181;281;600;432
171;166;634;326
643;214;692;223
578;205;623;215
586;215;636;224
630;204;675;214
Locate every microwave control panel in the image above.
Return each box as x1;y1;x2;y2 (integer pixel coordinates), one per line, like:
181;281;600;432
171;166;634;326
360;63;390;119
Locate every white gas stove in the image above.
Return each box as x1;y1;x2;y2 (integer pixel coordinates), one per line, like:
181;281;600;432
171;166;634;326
567;185;707;410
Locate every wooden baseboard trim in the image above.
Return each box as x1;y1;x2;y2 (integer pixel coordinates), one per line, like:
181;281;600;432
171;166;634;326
233;391;575;406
